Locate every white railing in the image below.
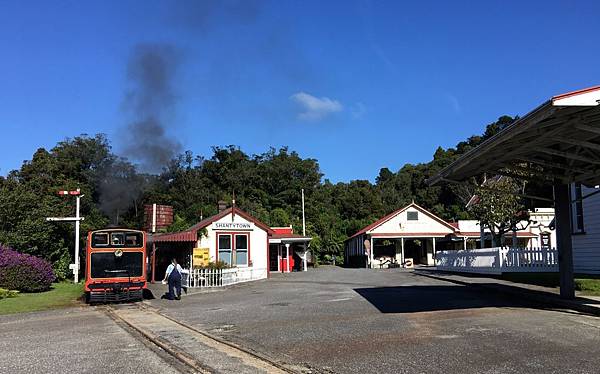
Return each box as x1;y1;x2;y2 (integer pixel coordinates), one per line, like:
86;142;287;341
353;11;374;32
435;247;558;274
181;267;268;288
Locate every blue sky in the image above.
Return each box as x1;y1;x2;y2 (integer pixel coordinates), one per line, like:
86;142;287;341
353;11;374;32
1;0;599;182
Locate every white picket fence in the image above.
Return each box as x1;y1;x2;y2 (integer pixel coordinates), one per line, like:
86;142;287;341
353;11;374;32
436;247;558;275
181;267;267;288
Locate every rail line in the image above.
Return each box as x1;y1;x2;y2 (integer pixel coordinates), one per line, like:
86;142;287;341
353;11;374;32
102;302;304;374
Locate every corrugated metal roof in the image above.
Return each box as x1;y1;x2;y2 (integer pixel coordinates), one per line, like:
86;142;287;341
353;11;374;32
153;206;274;243
427;85;600;187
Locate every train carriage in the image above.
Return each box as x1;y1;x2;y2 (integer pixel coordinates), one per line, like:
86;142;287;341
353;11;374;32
85;229;147;303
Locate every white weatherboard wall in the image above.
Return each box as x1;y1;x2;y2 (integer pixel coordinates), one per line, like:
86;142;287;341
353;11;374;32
457;220;483;233
572;186;600;274
528;208;556;249
369;207;454;236
197;212;268;279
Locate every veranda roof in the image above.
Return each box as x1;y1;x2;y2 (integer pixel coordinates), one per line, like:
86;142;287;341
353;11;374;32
427;85;600;187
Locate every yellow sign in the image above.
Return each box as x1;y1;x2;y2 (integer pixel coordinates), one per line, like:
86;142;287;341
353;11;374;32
193;248;210;267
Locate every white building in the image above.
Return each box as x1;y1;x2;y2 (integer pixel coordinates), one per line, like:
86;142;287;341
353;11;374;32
151;206;311;282
345;202;555;268
571;184;600;274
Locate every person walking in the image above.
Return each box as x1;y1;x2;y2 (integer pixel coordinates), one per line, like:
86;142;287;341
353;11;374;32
163;258;183;300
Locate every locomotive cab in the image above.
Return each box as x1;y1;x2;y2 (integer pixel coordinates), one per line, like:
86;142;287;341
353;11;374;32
85;229;147;303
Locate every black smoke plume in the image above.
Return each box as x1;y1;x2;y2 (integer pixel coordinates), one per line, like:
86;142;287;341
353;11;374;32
122;44;182;174
99;44;182;223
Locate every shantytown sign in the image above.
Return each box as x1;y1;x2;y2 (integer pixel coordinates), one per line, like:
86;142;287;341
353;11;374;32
211;222;255;231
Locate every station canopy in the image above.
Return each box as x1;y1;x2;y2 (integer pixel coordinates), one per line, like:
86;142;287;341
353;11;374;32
427;85;600;187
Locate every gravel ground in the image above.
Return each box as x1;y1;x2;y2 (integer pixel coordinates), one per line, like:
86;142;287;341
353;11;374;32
152;266;600;374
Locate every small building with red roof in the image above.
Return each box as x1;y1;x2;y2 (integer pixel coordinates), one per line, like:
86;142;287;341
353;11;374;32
150;205;311;282
345;202;553;268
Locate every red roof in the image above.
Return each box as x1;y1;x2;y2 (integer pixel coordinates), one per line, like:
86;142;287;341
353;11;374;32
456;231;538;238
272;227;294;235
153;206;274;243
456;232;484;237
552;85;600;101
270;233;311;240
504;231;538;238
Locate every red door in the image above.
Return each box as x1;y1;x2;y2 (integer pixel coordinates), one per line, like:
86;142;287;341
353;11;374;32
280;246;287;272
279;245;295;272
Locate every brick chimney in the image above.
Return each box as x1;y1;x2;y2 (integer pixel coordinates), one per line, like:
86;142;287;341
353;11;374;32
144;204;174;232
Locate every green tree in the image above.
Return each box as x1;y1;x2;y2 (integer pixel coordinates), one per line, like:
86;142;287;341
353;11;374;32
468;177;526;246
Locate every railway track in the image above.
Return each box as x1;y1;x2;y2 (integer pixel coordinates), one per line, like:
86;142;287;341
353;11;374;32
102;303;305;374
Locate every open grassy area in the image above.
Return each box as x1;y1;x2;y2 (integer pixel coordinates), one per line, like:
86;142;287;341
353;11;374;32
501;273;600;296
0;282;83;315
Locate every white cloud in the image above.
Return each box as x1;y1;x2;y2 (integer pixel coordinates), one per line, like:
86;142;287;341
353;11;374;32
445;93;461;114
351;102;367;119
290;92;343;121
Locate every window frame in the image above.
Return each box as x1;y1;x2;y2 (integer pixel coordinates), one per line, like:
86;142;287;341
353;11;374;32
571;183;585;234
216;232;250;266
91;231;144;248
217;234;233;265
407;211;419;221
234;234;249;266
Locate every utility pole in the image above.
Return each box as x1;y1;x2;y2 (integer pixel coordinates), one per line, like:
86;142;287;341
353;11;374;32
301;189;306;236
301;189;308;271
46;189;85;283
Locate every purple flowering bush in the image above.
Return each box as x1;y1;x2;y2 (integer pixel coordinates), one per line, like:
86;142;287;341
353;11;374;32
0;245;56;292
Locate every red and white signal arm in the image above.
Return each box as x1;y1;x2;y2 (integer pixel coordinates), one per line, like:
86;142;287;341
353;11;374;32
58;188;81;196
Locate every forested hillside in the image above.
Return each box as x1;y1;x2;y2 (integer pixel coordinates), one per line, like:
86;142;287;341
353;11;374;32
0;115;552;273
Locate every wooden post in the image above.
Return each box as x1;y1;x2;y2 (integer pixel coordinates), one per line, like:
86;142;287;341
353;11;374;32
277;245;281;272
369;237;374;268
497;247;502;271
285;243;290;273
401;237;405;266
480;224;485;249
303;243;308;272
151;242;156;283
554;182;575;299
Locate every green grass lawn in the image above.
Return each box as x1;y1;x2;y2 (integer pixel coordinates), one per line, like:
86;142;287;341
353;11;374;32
501;273;600;296
0;282;84;315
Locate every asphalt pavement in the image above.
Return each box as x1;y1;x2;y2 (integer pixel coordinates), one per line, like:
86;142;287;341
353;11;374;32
3;267;600;373
151;266;600;374
0;307;180;374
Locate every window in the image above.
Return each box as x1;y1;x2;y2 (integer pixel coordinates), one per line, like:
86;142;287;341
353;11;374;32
111;233;125;246
407;211;418;221
217;233;249;266
571;183;585;234
92;233;109;247
91;231;143;248
218;235;232;264
235;234;248;266
125;234;139;246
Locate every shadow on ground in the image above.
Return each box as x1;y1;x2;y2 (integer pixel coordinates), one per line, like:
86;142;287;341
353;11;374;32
142;288;155;300
354;285;582;314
